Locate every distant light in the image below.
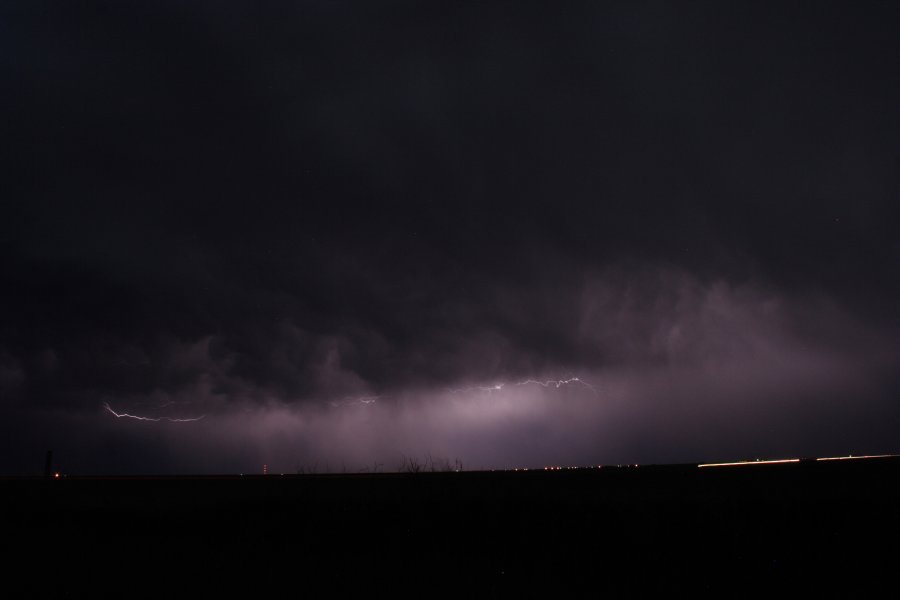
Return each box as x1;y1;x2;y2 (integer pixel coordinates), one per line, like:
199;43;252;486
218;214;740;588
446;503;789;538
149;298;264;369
816;454;895;461
698;458;800;468
53;473;60;478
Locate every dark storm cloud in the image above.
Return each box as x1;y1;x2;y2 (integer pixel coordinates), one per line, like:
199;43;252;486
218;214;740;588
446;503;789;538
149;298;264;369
2;265;895;474
1;1;898;473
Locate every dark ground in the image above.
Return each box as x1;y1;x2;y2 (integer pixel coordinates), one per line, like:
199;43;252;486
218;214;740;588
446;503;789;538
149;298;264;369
3;457;898;596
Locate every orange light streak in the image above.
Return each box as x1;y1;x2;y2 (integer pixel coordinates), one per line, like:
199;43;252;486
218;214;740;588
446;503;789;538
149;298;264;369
698;459;800;468
816;454;896;461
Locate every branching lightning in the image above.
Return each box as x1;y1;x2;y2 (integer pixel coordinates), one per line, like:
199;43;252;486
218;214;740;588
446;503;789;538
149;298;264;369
103;402;206;422
514;377;599;395
449;376;599;396
323;377;598;409
102;376;596;422
328;395;380;408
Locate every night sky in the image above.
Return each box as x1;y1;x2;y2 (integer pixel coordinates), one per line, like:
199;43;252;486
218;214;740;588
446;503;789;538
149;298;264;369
2;1;898;474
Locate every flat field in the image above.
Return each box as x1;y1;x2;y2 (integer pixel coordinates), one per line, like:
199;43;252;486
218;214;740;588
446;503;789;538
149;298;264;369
3;458;898;595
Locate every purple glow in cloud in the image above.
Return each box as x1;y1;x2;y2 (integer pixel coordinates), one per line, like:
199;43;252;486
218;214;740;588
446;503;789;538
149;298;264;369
77;268;897;474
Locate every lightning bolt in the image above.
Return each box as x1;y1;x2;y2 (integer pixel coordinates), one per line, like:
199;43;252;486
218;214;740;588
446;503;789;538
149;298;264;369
103;402;206;422
327;395;381;408
514;377;599;395
449;376;598;396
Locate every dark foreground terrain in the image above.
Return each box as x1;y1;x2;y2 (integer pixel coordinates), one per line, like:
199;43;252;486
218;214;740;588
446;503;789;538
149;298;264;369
3;457;898;596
